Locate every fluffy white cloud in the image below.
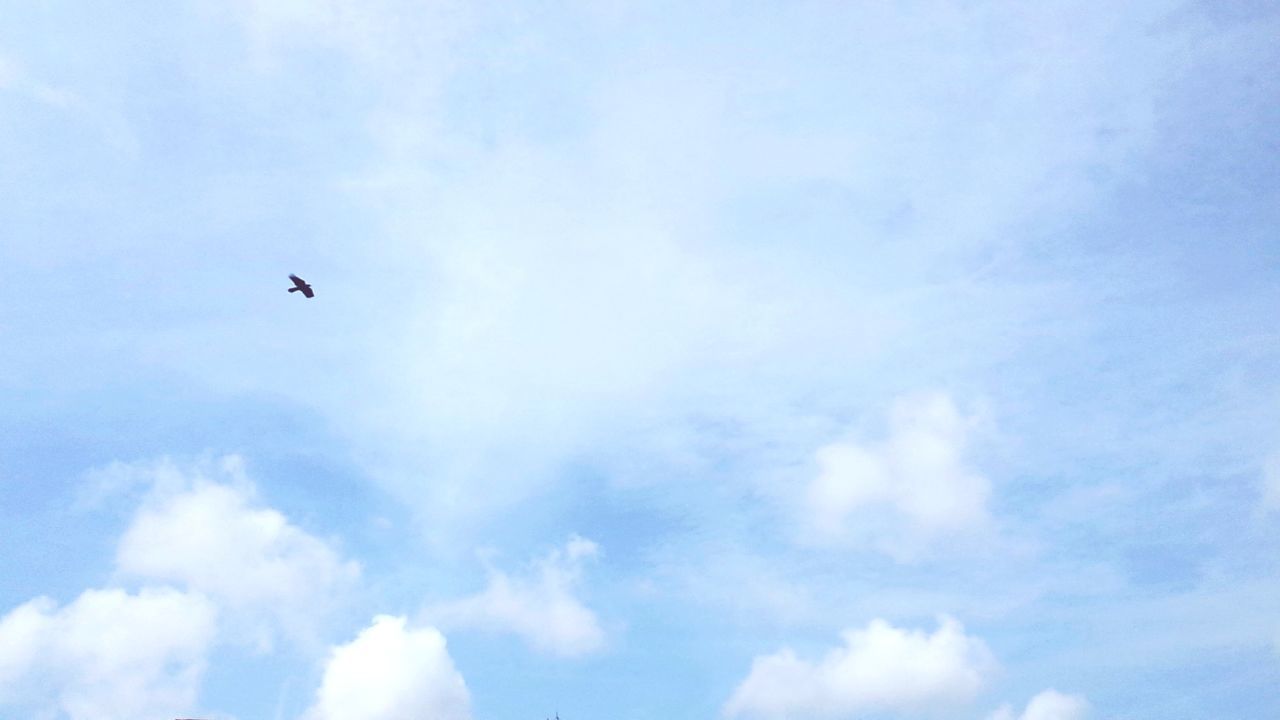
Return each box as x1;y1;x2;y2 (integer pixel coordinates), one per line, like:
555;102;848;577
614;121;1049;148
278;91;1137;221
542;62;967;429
425;535;605;657
0;588;216;720
113;456;360;645
724;616;994;719
0;455;369;718
1261;451;1280;512
306;615;470;720
988;689;1090;720
806;393;991;556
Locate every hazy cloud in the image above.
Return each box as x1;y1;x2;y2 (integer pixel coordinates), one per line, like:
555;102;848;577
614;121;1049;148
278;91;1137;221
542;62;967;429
4;0;1279;717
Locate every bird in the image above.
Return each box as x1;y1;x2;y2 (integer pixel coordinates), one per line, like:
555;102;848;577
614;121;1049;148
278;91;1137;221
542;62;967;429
288;274;314;298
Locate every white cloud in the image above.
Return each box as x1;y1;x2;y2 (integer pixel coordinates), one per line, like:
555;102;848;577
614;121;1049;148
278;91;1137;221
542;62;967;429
306;615;470;720
1261;451;1280;512
112;456;360;646
425;535;605;657
0;455;368;718
724;616;995;718
0;588;216;720
988;689;1090;720
805;393;991;556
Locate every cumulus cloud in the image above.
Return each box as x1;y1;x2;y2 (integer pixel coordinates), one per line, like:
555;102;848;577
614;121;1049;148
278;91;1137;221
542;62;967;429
724;616;995;718
805;393;991;556
425;535;605;657
306;615;470;720
988;689;1090;720
112;456;360;646
0;455;372;718
0;587;216;720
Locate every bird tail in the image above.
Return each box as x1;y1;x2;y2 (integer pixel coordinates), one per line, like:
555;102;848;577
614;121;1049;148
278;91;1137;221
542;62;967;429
288;287;299;292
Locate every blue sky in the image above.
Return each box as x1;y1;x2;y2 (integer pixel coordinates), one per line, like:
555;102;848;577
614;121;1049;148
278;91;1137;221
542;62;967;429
2;1;1279;719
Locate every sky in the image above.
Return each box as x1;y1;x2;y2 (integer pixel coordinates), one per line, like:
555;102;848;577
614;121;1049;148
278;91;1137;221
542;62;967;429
1;1;1279;719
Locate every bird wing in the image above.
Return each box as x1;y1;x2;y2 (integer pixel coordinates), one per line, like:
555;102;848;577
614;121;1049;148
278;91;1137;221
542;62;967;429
289;274;306;288
301;285;314;298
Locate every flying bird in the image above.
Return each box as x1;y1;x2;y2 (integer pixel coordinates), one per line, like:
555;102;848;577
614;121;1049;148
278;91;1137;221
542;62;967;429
288;274;314;298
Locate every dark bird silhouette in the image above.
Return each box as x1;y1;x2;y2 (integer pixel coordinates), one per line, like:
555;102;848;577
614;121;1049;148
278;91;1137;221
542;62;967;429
288;274;314;298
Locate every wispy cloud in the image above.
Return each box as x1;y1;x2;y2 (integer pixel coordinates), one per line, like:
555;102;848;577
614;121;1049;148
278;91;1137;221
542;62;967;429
0;51;78;108
424;536;605;657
